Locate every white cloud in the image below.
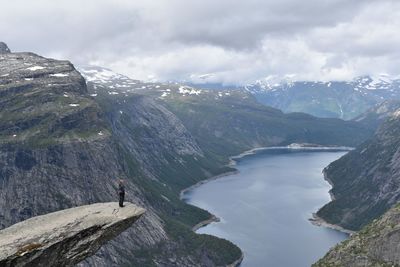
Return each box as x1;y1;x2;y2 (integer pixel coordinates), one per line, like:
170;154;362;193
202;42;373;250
1;0;399;84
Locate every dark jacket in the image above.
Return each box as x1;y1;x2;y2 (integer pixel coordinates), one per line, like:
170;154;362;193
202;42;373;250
118;183;125;195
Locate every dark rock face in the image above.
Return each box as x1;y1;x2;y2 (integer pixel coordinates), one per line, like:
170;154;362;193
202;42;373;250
0;202;145;267
0;52;165;265
1;52;242;267
314;204;400;267
0;42;10;54
317;110;400;231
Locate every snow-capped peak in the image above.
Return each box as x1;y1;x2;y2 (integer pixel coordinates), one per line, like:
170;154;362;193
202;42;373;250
245;74;295;93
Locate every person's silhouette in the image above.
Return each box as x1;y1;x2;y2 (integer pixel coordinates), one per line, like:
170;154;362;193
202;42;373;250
118;179;125;207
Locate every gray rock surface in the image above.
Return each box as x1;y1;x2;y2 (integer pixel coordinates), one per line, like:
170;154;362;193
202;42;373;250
317;109;400;231
0;42;10;53
0;202;145;267
1;48;242;267
314;204;400;267
354;99;400;130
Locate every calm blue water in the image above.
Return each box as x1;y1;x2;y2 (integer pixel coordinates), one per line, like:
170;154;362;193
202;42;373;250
183;149;349;267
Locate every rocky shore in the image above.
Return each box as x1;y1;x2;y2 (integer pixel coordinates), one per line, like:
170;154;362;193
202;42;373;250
309;213;354;235
192;215;221;231
227;252;244;267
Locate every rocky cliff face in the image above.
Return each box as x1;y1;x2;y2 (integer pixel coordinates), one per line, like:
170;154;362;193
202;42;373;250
354;100;400;130
0;45;242;267
0;49;166;265
0;202;145;267
0;50;108;146
314;204;400;267
317;108;400;231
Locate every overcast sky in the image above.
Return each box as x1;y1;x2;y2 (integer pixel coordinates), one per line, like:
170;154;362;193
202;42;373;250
1;0;399;84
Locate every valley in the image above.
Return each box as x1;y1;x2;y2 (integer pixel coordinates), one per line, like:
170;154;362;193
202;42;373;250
3;1;400;266
1;41;400;266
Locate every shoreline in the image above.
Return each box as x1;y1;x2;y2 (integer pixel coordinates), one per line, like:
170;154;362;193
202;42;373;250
179;170;239;200
228;145;353;167
227;252;244;267
309;213;355;235
181;144;354;232
192;214;220;231
322;170;336;201
310;168;357;235
180;144;354;266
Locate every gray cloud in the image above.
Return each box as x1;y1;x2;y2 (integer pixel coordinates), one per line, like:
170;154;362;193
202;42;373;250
1;0;399;84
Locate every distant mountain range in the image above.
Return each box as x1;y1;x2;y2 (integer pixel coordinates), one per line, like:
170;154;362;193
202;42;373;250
81;66;400;121
188;74;400;120
80;66;373;154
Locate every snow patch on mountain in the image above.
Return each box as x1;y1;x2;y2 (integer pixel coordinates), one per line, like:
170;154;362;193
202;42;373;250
178;86;201;95
27;66;45;71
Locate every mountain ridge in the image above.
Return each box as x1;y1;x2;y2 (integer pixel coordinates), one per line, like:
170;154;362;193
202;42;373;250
316;107;400;231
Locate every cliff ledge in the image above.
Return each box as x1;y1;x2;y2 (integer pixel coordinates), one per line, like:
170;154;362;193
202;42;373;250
0;202;145;267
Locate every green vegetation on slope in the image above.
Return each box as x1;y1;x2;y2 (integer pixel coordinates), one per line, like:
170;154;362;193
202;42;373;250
314;204;400;267
317;114;400;231
93;90;242;266
161;90;373;165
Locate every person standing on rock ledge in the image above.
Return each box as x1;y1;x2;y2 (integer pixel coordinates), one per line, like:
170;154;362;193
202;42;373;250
118;179;125;207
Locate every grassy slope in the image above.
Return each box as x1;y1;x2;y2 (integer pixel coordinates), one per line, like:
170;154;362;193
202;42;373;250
161;90;373;165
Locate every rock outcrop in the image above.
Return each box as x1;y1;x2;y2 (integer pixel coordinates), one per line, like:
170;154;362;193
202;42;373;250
0;49;108;146
0;42;10;53
0;202;145;267
314;204;400;267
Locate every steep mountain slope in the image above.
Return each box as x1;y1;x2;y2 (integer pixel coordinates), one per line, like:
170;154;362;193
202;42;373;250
160;90;372;161
314;203;400;267
354;100;400;130
0;48;241;266
316;108;400;231
245;76;400;120
80;66;374;166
